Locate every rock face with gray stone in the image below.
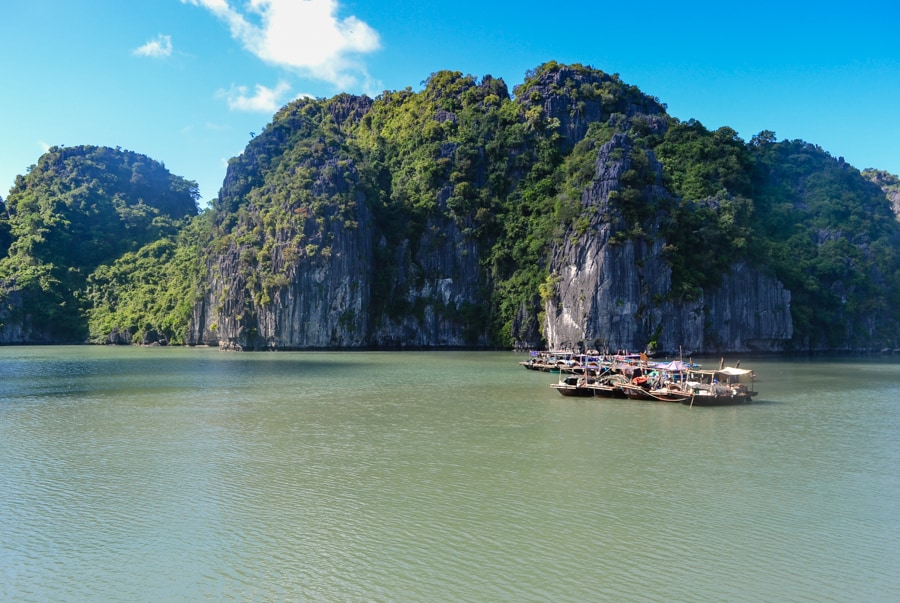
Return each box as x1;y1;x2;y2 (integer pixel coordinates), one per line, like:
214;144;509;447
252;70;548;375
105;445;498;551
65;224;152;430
187;64;900;353
0;65;896;351
188;96;490;350
543;133;793;354
190;201;489;350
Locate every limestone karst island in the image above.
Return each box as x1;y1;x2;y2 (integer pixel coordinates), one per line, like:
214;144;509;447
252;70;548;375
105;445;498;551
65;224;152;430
2;62;899;354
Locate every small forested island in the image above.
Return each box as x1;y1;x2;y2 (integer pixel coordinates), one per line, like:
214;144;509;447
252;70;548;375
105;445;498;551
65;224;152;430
2;62;899;353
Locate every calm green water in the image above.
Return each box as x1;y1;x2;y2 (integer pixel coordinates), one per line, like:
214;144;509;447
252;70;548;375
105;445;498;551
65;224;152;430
1;346;898;602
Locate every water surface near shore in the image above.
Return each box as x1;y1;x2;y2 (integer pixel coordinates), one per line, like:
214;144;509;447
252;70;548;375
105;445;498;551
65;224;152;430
1;347;898;601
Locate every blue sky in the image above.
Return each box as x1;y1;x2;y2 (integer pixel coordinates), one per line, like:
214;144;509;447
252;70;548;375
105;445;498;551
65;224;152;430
2;0;899;205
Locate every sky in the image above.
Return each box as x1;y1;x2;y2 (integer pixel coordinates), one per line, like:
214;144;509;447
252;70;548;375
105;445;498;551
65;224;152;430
2;0;899;206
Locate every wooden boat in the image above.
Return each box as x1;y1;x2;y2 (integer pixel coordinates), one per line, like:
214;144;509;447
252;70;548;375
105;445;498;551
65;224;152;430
550;375;596;397
519;351;577;372
683;366;757;405
521;351;642;374
607;356;690;402
586;373;629;399
620;378;694;403
519;351;552;371
535;350;759;406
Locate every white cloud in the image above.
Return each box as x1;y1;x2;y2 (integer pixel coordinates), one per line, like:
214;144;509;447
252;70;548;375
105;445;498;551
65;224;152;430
181;0;380;90
217;81;294;113
133;34;173;58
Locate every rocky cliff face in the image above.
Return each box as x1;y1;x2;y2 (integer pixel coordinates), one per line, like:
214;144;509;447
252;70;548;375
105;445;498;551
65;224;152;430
515;64;668;150
1;65;895;351
864;169;900;221
0;285;56;344
544;133;793;354
190;195;489;350
190;182;376;350
188;95;490;350
185;63;899;353
366;190;488;348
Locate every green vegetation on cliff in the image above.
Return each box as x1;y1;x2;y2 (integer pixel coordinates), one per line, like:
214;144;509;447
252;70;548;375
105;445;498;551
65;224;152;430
0;145;199;342
85;212;210;344
751;138;900;346
2;63;899;350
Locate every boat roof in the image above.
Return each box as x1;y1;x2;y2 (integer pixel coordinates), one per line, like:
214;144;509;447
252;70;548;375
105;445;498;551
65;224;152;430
719;367;753;376
658;360;692;371
689;366;753;376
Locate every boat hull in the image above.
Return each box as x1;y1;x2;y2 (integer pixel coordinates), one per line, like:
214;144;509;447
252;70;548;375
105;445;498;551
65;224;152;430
683;391;758;406
551;375;597;397
550;384;596;397
621;383;693;403
588;384;628;399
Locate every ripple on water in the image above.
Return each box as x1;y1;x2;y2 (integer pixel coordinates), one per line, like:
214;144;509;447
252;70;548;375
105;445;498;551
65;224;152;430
2;351;900;601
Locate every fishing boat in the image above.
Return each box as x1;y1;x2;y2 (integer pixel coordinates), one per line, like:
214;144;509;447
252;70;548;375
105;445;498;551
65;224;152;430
549;354;633;398
550;374;596;397
619;378;694;403
519;351;577;372
683;366;757;405
585;373;629;398
531;348;759;406
609;357;691;403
